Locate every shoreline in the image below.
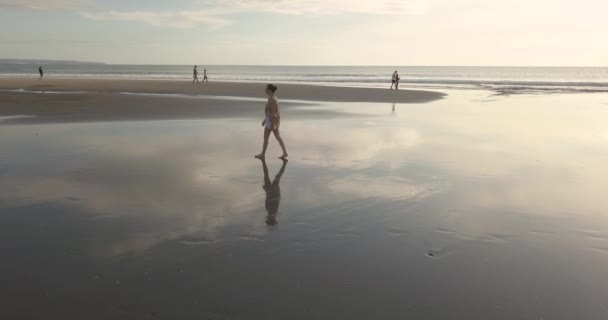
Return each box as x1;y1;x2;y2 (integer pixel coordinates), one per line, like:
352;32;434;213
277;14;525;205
0;78;445;104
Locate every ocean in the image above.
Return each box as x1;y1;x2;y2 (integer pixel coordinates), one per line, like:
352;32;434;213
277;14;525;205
1;64;608;94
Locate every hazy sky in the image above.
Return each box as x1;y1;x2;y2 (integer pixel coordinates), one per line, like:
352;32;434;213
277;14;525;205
0;0;607;65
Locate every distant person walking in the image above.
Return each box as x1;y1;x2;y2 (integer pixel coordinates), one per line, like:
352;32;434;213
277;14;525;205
38;66;44;79
203;69;209;83
395;71;401;90
390;70;400;90
255;84;288;160
192;65;200;84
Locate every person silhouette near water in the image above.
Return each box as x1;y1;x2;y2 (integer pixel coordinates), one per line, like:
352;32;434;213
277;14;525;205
259;157;288;227
192;65;200;84
38;66;44;79
203;69;208;83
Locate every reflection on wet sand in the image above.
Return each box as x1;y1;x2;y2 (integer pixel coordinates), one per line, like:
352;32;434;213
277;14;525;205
259;158;288;227
1;91;608;319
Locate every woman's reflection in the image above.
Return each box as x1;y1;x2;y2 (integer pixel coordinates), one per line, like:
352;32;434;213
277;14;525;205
259;158;288;227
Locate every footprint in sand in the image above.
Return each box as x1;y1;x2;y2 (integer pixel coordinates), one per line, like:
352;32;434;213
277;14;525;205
293;221;313;226
335;231;361;238
579;230;608;241
426;248;452;259
434;227;457;235
530;230;554;237
484;233;509;243
236;235;265;242
179;237;215;246
589;247;608;254
387;227;408;237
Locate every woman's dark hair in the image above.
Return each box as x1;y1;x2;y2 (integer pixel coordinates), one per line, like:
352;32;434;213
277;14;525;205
266;84;278;93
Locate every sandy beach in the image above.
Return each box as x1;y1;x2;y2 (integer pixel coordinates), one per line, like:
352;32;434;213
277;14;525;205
0;77;445;103
1;85;608;319
0;78;444;123
3;0;607;317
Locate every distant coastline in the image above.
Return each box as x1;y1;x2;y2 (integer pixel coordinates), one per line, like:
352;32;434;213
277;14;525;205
0;59;104;65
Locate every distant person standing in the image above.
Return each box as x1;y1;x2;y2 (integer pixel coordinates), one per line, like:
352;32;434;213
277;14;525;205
203;69;209;83
38;66;44;79
390;70;398;89
395;71;401;90
192;65;200;84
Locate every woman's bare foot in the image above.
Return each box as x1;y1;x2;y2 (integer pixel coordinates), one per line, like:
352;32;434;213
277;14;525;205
278;154;288;159
255;154;265;159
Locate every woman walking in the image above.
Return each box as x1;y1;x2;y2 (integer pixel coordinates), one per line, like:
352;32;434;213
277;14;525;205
255;84;288;159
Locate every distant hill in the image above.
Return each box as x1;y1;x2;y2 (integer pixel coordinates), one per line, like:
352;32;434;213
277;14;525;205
0;59;104;65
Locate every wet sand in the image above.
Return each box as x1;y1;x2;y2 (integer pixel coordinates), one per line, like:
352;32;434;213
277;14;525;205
1;90;608;319
0;77;445;104
0;91;333;123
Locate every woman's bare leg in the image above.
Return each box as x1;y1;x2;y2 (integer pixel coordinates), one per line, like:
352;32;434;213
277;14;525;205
255;129;272;158
273;129;288;158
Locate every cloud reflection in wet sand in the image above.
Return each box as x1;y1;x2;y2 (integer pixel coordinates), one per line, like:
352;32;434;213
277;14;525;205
1;91;608;319
0;119;436;257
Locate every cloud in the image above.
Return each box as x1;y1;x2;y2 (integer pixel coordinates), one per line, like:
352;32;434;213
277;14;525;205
0;0;90;10
80;10;233;29
78;0;428;29
224;0;430;15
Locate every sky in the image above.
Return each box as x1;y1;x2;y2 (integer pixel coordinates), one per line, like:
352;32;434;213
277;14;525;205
0;0;607;66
